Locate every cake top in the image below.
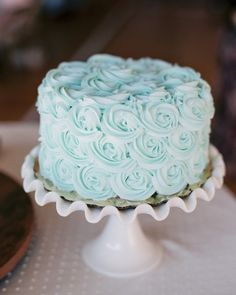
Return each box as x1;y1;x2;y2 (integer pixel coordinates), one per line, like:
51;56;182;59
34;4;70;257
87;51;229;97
37;54;214;202
38;54;214;124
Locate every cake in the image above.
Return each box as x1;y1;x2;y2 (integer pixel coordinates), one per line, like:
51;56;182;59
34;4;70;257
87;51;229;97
36;54;214;208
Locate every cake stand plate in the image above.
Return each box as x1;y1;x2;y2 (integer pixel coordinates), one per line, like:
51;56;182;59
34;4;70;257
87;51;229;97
0;172;34;279
21;145;225;278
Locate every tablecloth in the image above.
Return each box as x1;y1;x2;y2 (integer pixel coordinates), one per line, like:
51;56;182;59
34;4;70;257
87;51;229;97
0;123;236;295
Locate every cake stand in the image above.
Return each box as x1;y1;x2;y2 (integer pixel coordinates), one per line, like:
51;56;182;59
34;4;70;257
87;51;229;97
21;145;225;278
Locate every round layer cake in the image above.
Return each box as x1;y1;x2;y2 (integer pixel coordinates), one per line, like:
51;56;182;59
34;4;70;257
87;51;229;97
36;54;214;208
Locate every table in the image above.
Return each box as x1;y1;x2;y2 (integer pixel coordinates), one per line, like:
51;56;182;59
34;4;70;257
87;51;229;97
0;122;236;295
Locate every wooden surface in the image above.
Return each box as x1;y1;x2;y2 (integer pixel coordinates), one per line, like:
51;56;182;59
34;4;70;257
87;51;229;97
0;172;34;279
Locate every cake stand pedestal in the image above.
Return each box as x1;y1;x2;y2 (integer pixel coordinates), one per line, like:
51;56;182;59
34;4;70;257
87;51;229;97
21;145;225;278
82;214;162;277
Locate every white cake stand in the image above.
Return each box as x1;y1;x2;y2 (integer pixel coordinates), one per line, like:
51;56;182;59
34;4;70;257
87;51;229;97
21;145;225;278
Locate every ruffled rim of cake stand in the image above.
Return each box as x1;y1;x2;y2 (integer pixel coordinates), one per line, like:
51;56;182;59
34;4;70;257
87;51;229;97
21;145;225;223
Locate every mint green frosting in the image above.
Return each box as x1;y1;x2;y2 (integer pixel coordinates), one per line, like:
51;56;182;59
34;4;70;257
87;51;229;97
37;54;214;202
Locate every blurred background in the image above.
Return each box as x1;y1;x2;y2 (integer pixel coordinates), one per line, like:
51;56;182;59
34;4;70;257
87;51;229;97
0;0;235;190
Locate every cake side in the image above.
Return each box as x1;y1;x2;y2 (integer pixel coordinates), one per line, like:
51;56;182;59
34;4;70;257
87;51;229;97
34;159;212;208
36;54;214;203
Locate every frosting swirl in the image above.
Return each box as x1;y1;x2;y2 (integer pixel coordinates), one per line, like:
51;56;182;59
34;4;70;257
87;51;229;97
141;102;179;135
197;80;215;119
128;132;168;169
38;144;53;180
81;73;118;94
176;93;209;130
58;61;88;74
84;93;129;106
102;104;141;142
58;129;89;165
156;66;200;88
187;151;208;183
39;115;59;150
148;88;173;103
51;157;75;192
110;165;155;201
74;165;116;200
152;161;187;195
167;127;197;159
54;86;84;105
37;85;51;115
90;135;133;172
45;69;84;91
50;99;71;120
68;104;101;140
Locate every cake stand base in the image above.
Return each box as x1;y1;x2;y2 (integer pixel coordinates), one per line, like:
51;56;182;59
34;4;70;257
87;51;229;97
82;215;162;278
22;145;225;278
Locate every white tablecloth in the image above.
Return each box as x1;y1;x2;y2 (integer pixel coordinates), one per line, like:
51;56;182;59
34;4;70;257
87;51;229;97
0;123;236;295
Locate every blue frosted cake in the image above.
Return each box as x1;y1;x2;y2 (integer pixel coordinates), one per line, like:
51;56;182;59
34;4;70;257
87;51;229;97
36;54;214;208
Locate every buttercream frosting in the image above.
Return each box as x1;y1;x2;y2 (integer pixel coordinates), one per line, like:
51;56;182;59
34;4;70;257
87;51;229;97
37;54;214;202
